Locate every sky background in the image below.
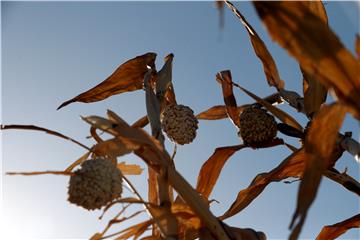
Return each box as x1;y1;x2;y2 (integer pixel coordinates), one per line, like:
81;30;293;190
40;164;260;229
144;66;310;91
1;1;359;239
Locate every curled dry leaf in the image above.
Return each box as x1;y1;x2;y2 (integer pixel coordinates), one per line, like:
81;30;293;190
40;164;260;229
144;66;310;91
316;214;360;240
220;148;307;220
57;52;157;110
302;1;328;117
216;70;240;127
290;103;348;240
253;2;360;117
196;144;246;199
224;0;284;90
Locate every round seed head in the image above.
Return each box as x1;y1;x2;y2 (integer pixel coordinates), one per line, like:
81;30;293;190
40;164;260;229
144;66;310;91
161;104;198;145
68;158;123;210
239;107;277;145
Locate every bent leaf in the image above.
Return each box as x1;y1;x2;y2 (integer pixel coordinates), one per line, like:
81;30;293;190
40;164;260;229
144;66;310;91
316;214;360;240
253;2;360;116
196;144;246;199
220;148;307;220
290;103;348;240
216;70;240;127
224;0;284;90
57;52;157;110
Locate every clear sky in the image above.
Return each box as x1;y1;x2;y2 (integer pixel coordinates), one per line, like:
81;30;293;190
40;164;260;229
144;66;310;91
1;1;359;239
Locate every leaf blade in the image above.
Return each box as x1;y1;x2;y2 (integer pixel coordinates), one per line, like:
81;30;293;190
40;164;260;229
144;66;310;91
57;52;157;109
196;145;246;199
290;103;348;240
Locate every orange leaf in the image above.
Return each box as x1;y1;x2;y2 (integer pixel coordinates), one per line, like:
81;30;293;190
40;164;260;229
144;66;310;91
196;145;246;199
290;103;348;240
216;70;240;127
316;214;360;240
220;148;307;220
196;105;247;120
356;34;360;60
131;115;149;128
117;162;143;175
301;1;328;117
254;2;360;116
57;52;157;110
93;138;133;159
224;0;284;90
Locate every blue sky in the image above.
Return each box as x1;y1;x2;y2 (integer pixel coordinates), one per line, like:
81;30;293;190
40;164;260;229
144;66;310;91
1;1;359;239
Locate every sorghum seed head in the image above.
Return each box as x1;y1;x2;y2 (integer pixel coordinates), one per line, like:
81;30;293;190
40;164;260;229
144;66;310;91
68;158;123;210
161;104;198;145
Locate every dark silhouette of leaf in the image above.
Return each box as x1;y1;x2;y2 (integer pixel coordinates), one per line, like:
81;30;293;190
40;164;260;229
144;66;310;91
289;103;348;240
57;52;157;110
302;1;328;117
224;0;284;90
254;2;360;117
316;214;360;240
220;148;307;220
216;70;240;127
277;123;304;139
196;145;246;199
324;168;360;197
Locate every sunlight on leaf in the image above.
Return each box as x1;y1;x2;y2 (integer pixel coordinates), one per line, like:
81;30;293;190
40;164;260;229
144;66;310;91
117;162;143;175
224;0;284;90
221;148;307;220
216;70;240;127
316;214;360;240
196;144;246;199
57;52;157;110
290;103;348;240
253;2;360;117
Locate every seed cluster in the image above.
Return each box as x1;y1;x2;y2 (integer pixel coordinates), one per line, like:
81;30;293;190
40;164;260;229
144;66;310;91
161;104;198;145
239;107;277;145
68;158;123;210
